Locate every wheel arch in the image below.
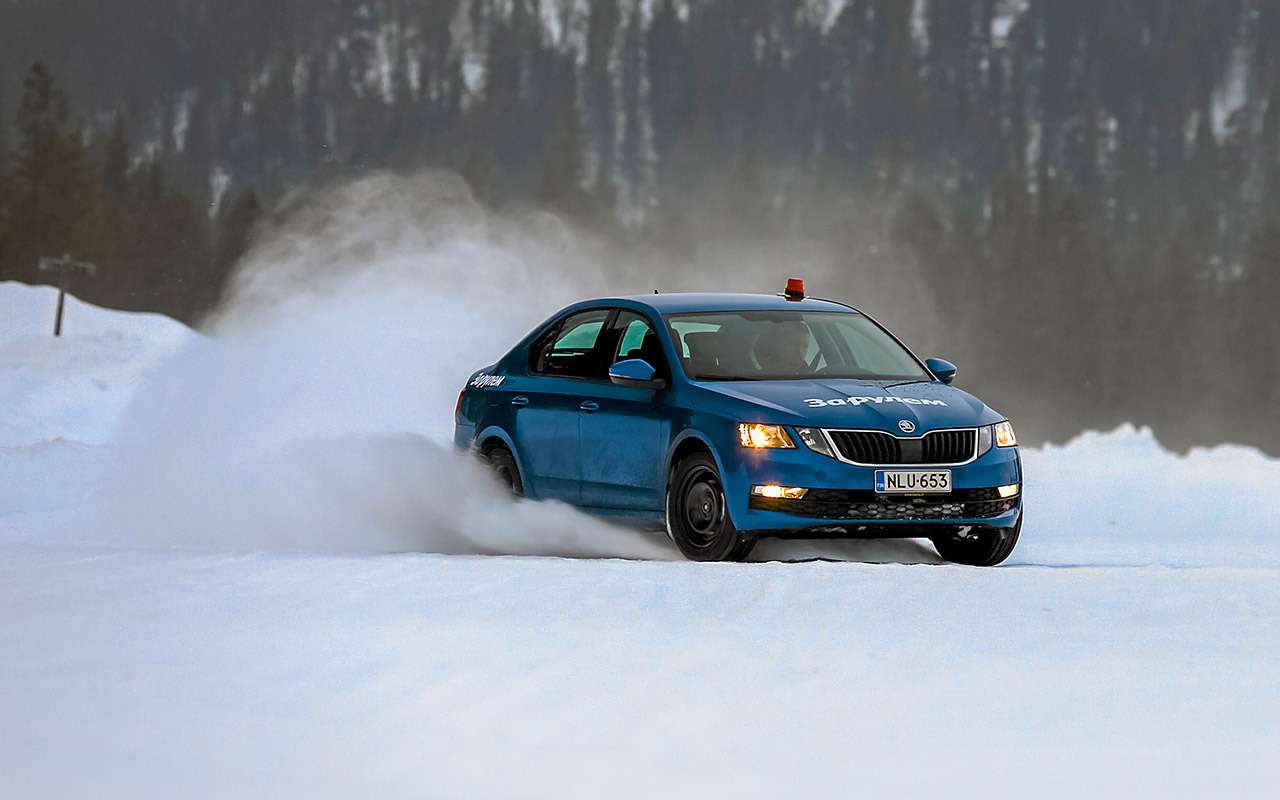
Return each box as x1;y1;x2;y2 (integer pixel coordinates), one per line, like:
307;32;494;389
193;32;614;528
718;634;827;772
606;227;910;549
476;426;529;490
666;430;727;483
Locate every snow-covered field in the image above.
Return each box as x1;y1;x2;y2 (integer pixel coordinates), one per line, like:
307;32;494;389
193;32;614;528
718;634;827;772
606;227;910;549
3;183;1279;798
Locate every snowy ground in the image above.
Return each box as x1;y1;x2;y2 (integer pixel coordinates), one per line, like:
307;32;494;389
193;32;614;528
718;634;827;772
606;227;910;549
3;271;1279;797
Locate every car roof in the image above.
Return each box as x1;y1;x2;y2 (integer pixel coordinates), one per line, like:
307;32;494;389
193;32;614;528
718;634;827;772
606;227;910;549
607;292;857;315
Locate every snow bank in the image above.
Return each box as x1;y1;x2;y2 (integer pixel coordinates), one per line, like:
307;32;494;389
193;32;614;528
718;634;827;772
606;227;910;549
0;281;193;447
1022;424;1280;568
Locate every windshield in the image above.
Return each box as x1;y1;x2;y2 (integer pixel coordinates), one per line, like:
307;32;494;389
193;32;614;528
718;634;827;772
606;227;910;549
666;310;932;382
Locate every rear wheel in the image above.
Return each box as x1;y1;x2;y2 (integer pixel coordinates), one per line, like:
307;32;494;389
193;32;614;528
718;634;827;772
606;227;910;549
931;513;1021;566
666;453;755;562
482;444;524;497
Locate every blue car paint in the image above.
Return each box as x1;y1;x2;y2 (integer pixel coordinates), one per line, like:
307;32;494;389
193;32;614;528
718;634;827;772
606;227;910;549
454;292;1022;536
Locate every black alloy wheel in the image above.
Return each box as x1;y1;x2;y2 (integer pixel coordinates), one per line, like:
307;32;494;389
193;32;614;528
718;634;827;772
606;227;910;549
667;453;755;562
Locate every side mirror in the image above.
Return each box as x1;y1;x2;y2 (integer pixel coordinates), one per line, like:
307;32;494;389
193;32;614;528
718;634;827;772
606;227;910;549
926;357;957;384
609;358;667;390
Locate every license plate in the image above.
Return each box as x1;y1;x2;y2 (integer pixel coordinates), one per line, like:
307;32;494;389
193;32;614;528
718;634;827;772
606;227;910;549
875;470;952;494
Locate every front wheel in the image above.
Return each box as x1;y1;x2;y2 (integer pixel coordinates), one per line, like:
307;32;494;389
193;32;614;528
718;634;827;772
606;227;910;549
930;513;1022;566
666;453;755;562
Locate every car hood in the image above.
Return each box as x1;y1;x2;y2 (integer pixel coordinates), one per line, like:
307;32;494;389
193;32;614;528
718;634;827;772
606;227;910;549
694;378;1003;432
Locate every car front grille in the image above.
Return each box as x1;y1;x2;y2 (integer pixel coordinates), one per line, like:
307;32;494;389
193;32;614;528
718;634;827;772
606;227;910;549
825;428;976;465
749;487;1016;521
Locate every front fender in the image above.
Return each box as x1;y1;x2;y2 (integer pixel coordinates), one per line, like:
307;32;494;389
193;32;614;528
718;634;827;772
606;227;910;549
665;429;730;481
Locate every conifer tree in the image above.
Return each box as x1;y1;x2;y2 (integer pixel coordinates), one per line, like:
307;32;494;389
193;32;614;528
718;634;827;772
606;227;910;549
3;62;96;284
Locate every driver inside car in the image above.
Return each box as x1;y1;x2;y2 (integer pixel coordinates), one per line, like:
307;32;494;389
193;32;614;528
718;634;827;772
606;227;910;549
752;321;814;376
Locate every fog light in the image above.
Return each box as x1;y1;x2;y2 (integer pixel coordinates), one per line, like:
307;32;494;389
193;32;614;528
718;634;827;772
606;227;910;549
997;483;1020;499
752;484;808;500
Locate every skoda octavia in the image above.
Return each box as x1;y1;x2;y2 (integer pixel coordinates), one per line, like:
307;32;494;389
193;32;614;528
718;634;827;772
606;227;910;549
454;280;1022;565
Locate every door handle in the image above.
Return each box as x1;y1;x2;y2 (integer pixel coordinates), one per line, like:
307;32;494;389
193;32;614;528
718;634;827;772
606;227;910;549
510;396;530;407
579;401;599;413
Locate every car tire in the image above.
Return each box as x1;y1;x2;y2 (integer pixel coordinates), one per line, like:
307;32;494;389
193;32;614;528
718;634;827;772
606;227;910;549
483;444;524;497
930;512;1021;566
666;453;755;562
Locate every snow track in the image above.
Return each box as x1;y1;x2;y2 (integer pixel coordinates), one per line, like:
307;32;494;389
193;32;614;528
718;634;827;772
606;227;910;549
3;546;1277;799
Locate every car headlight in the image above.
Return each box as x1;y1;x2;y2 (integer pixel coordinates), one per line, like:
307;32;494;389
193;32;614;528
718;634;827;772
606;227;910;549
994;420;1018;448
738;423;795;449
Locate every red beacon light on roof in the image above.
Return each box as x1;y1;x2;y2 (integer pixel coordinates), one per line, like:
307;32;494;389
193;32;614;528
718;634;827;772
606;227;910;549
784;277;806;300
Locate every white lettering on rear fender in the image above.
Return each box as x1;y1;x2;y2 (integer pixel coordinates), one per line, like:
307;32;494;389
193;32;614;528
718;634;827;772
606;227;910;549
804;396;948;409
470;373;506;389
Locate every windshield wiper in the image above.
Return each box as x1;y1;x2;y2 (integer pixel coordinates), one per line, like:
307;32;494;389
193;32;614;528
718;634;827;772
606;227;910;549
693;375;763;382
882;379;930;388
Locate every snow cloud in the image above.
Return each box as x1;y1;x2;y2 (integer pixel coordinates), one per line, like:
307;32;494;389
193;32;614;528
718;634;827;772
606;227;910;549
94;172;673;559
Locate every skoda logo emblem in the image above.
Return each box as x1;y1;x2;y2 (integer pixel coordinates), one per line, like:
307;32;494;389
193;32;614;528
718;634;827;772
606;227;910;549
898;420;917;434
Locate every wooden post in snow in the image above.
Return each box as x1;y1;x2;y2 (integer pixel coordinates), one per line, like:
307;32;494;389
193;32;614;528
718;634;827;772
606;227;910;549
37;255;98;337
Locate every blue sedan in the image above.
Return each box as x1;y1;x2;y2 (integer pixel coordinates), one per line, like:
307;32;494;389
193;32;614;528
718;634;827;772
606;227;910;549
454;280;1022;564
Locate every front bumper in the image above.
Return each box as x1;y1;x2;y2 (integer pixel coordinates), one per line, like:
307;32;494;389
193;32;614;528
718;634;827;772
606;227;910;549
723;440;1022;536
